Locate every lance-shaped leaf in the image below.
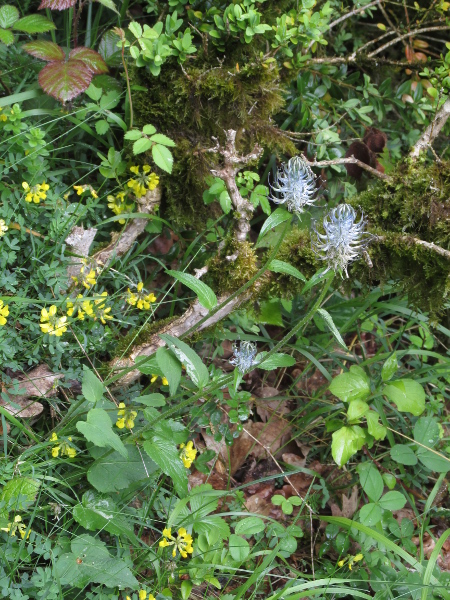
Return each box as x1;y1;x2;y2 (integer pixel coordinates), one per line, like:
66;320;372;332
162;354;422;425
69;46;108;74
39;59;93;103
13;14;56;33
38;0;77;9
23;40;65;61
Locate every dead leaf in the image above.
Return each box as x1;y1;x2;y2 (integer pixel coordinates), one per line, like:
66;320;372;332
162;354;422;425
282;453;307;469
244;418;292;459
255;386;289;422
329;486;359;519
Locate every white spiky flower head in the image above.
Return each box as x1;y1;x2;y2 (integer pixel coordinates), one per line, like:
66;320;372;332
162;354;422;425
270;155;318;215
311;204;373;278
230;340;258;374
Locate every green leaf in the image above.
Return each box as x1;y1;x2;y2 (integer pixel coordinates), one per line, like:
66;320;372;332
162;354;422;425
142;124;156;135
152;143;174;173
77;408;128;458
235;516;265;536
69;47;108;74
417;450;450;473
38;59;94;103
54;534;138;589
181;580;193;600
331;425;366;467
379;491;406;511
414;416;440;447
383;379;425;416
257;207;291;242
13;14;56;33
166;270;217;310
95;0;119;13
95;119;109;135
347;399;369;422
359;502;382;526
0;28;14;45
135;393;166;407
87;446;158;493
159;333;209;389
1;477;40;507
0;5;19;29
268;259;306;282
257;352;296;370
128;21;142;38
365;411;387;441
73;491;135;538
156;346;181;396
82;366;105;403
143;437;188;497
150;133;176;147
133;137;153;154
381;352;398;381
356;462;383;502
229;534;250;561
23;40;65;61
390;444;417;466
124;129;142;140
329;365;371;403
317;308;347;350
85;83;102;101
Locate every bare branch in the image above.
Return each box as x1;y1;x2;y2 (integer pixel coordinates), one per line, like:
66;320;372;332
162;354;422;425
410;98;450;159
310;157;390;180
368;25;450;57
377;234;450;260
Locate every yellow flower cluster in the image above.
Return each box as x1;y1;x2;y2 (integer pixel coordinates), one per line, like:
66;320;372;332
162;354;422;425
67;292;113;325
71;260;97;289
73;184;98;199
126;282;157;310
0;300;9;326
150;374;169;386
40;305;68;337
116;402;137;429
128;165;159;198
0;219;8;237
107;191;134;224
50;432;77;458
22;181;49;204
1;515;30;540
126;590;155;600
179;441;197;468
0;107;7;122
159;527;193;558
338;553;364;570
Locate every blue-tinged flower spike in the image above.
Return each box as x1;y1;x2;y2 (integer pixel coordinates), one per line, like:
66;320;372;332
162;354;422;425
270;156;318;215
230;340;258;373
311;204;373;278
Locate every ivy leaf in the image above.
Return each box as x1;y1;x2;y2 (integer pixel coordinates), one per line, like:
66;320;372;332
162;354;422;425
152;143;174;173
23;40;65;61
69;47;108;74
87;446;158;493
0;5;19;29
39;59;94;103
77;408;128;458
143;437;188;497
13;14;56;33
166;270;217;310
383;379;425;416
331;425;366;466
38;0;77;9
329;365;371;403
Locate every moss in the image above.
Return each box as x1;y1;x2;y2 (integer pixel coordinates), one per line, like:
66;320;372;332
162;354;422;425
114;315;178;358
206;238;258;295
129;48;296;229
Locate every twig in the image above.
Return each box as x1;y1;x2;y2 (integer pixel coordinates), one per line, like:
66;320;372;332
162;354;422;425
377;234;450;260
410;98;450;159
368;25;450;57
310;157;390;181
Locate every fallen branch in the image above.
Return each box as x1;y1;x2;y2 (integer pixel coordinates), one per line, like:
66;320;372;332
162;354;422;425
410;98;450;159
377;234;450;260
310;157;390;181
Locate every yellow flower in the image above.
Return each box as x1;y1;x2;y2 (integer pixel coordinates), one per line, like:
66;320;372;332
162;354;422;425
93;291;113;325
0;300;9;326
159;526;193;558
22;181;49;204
150;374;168;386
40;305;68;337
127;165;159;198
1;515;31;540
0;108;7;123
337;559;345;567
126;282;157;310
179;441;197;468
72;260;97;289
50;432;76;458
139;591;147;600
0;219;8;237
162;377;168;386
107;191;134;224
115;402;137;429
73;184;98;198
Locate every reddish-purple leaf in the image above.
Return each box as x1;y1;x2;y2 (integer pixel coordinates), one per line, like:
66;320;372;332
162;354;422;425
69;47;108;74
38;0;77;9
23;40;65;62
39;59;93;103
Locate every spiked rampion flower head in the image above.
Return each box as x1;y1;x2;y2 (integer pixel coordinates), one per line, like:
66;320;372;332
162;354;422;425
311;204;373;278
230;340;258;373
270;156;318;215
